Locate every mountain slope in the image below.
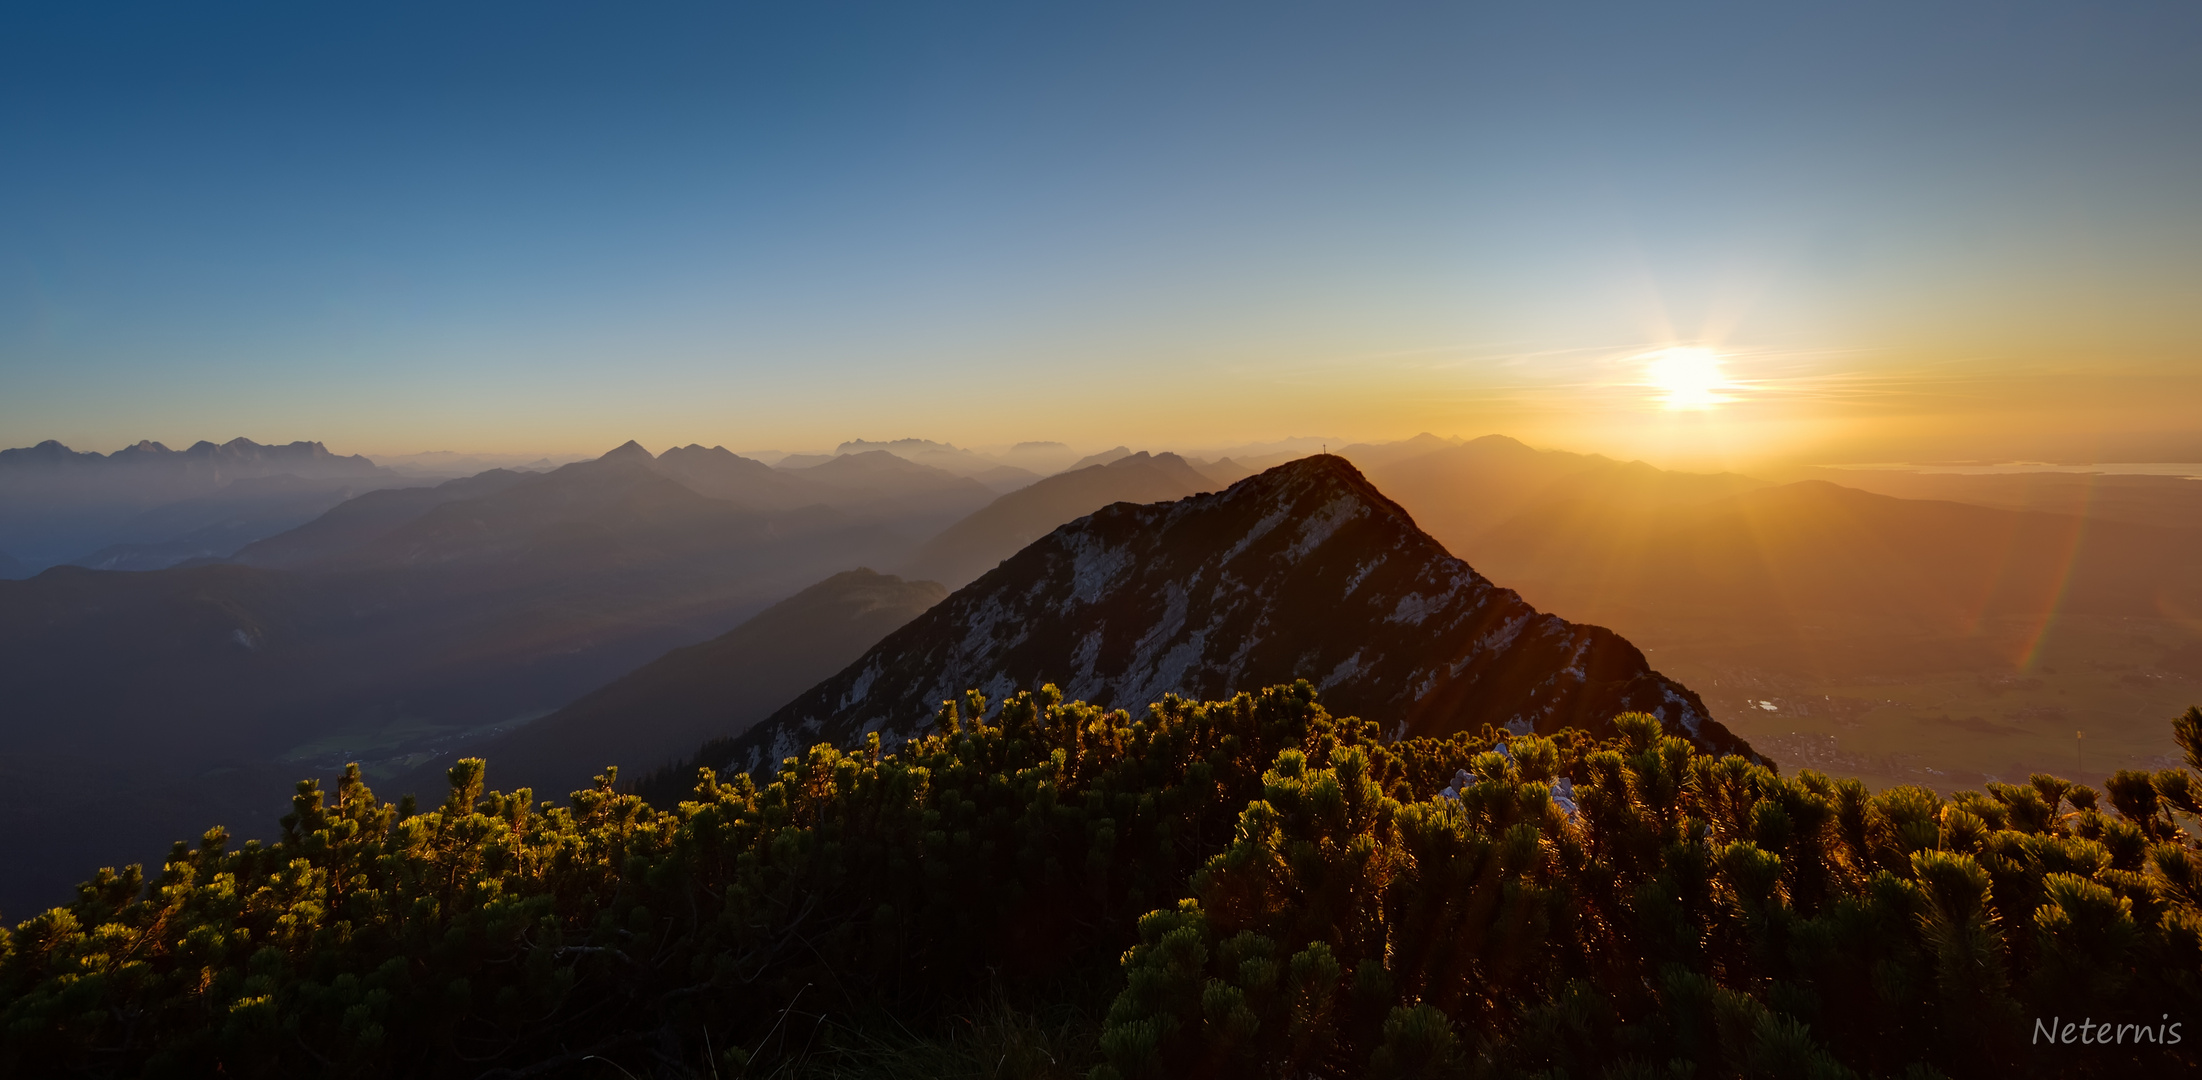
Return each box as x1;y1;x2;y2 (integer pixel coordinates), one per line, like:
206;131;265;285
1065;446;1133;471
901;452;1217;589
231;469;535;569
446;569;945;798
713;456;1756;777
650;443;816;511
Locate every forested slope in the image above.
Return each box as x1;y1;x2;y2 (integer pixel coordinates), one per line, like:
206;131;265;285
5;684;2198;1078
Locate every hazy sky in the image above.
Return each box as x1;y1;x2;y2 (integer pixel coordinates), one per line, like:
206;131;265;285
3;1;2197;469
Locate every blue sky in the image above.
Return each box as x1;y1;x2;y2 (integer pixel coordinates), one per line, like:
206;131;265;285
3;1;2198;466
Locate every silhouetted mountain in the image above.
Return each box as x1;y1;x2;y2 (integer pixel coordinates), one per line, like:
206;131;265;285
1332;431;1464;468
232;442;1000;574
902;452;1218;588
1065;446;1133;471
328;449;759;569
651;444;815;511
1187;457;1257;486
373;449;581;478
232;469;532;568
0;437;395;568
834;438;1043;492
796;448;971;489
440;569;945;799
778;450;997;531
708;456;1755;777
1000;440;1079;474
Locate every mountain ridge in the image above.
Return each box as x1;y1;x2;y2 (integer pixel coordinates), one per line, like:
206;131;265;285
705;455;1757;779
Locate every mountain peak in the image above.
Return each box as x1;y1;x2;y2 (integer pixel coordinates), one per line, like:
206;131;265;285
1;440;91;464
718;454;1757;776
598;440;656;464
1224;452;1413;523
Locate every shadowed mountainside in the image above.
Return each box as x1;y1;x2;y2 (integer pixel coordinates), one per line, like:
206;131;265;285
423;569;945;800
230;469;537;568
672;455;1754;787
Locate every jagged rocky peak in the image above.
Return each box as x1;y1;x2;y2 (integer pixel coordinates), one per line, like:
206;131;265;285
719;454;1760;775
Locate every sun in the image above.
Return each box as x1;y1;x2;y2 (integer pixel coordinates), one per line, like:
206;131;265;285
1643;346;1731;409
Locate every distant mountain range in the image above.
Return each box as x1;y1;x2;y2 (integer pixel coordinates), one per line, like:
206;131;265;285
0;436;381;480
0;437;399;568
0;441;990;915
682;456;1754;786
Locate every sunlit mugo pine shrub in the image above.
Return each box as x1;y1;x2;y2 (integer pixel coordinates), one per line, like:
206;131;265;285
2;686;2199;1079
1092;709;2202;1080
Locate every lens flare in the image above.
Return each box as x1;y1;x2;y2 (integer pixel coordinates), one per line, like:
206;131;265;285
1643;347;1731;409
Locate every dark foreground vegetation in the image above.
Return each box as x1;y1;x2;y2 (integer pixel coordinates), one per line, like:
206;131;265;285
4;686;2200;1079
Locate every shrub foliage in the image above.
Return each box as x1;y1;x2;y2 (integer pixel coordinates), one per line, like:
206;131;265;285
3;687;2199;1078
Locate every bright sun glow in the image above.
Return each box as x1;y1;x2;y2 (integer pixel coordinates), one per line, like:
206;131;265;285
1643;347;1731;409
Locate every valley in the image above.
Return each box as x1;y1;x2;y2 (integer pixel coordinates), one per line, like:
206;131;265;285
1647;613;2202;793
